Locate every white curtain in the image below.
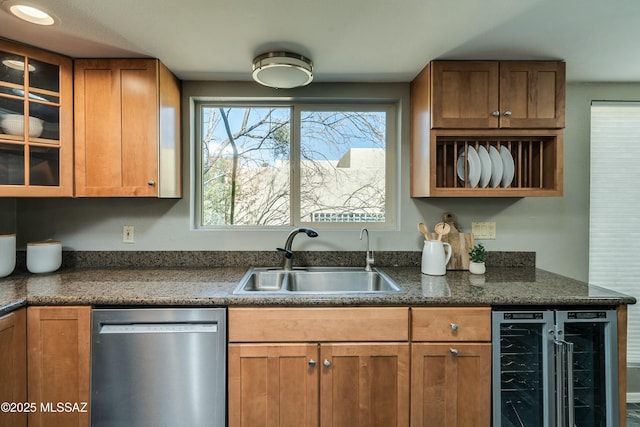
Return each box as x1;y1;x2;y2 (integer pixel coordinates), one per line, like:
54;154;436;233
590;101;640;365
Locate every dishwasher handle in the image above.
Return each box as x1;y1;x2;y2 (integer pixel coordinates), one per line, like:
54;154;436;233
99;322;219;334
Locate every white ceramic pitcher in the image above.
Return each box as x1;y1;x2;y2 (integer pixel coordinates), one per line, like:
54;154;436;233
421;239;452;276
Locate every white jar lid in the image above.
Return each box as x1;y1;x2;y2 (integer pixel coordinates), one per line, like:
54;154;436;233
27;240;61;246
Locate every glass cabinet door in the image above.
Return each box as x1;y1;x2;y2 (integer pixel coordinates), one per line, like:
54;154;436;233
0;40;71;196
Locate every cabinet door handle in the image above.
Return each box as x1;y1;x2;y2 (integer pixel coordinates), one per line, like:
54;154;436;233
491;110;500;117
450;323;458;331
148;180;156;186
323;359;331;368
450;348;459;356
503;110;512;117
308;359;316;368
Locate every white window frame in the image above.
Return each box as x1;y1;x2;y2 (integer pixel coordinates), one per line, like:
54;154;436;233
192;99;398;231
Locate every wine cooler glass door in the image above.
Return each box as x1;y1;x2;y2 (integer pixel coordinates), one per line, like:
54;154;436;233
492;311;555;427
556;310;618;427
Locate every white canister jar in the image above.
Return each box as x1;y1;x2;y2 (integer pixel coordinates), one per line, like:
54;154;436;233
27;240;62;274
0;233;16;278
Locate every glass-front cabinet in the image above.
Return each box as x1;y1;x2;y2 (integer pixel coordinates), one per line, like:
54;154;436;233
0;39;73;196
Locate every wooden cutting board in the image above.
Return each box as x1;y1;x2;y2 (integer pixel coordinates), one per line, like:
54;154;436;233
427;212;475;270
444;232;474;270
427;232;474;270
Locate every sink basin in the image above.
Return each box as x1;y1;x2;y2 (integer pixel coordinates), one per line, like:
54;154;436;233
288;270;399;292
240;270;288;292
233;267;402;294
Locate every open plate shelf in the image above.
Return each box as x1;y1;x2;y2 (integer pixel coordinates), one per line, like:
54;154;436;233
411;129;563;197
437;137;556;189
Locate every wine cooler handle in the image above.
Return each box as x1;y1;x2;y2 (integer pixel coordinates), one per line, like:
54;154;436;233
554;340;566;427
566;341;575;427
554;339;575;427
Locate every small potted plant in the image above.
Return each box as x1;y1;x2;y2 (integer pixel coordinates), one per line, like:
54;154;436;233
468;243;486;275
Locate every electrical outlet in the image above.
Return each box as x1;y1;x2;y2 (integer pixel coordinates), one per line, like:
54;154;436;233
122;226;135;243
472;222;496;240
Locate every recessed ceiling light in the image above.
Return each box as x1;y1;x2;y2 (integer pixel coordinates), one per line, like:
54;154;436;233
9;4;55;25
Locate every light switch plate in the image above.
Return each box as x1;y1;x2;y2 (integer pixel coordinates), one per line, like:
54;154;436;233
122;225;135;243
472;222;496;240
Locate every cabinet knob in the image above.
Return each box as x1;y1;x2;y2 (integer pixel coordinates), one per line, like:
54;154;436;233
450;323;459;331
323;359;331;368
503;110;512;117
147;180;156;186
308;359;316;368
450;348;459;356
491;110;500;117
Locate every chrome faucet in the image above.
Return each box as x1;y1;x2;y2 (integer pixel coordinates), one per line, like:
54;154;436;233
277;227;319;270
360;228;375;272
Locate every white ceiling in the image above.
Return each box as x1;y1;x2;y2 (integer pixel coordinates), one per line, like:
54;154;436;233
1;0;639;83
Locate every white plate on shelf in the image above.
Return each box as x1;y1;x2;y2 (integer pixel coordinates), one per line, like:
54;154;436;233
467;146;481;188
500;146;515;187
488;146;503;188
456;146;481;188
477;145;492;188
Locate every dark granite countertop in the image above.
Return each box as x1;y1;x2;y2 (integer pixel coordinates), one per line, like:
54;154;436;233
0;266;635;315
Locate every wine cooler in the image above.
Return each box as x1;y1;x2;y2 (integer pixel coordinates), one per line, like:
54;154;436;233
492;309;618;426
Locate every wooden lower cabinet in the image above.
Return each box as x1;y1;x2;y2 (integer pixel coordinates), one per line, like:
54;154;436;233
410;306;492;427
320;343;409;427
411;343;491;427
228;307;410;427
27;306;91;427
0;308;27;427
228;343;319;427
228;342;409;427
229;306;494;426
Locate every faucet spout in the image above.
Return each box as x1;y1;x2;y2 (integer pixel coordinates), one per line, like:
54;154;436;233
277;227;319;270
360;228;375;272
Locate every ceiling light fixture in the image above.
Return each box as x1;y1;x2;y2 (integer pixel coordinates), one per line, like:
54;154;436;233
8;4;55;25
252;51;313;89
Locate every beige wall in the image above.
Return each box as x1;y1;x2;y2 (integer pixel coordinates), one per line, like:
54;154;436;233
14;82;640;281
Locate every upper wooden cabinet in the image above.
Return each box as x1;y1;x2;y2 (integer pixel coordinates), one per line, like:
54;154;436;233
0;39;73;197
499;61;566;128
430;60;565;129
74;59;182;197
411;60;565;197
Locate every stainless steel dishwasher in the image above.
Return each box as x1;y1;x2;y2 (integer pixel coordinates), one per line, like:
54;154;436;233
90;308;226;427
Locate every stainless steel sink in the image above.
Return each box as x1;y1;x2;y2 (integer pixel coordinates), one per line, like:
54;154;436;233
233;267;402;294
239;270;288;292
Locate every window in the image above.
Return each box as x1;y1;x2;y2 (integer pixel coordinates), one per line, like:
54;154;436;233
590;101;640;367
194;102;397;229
